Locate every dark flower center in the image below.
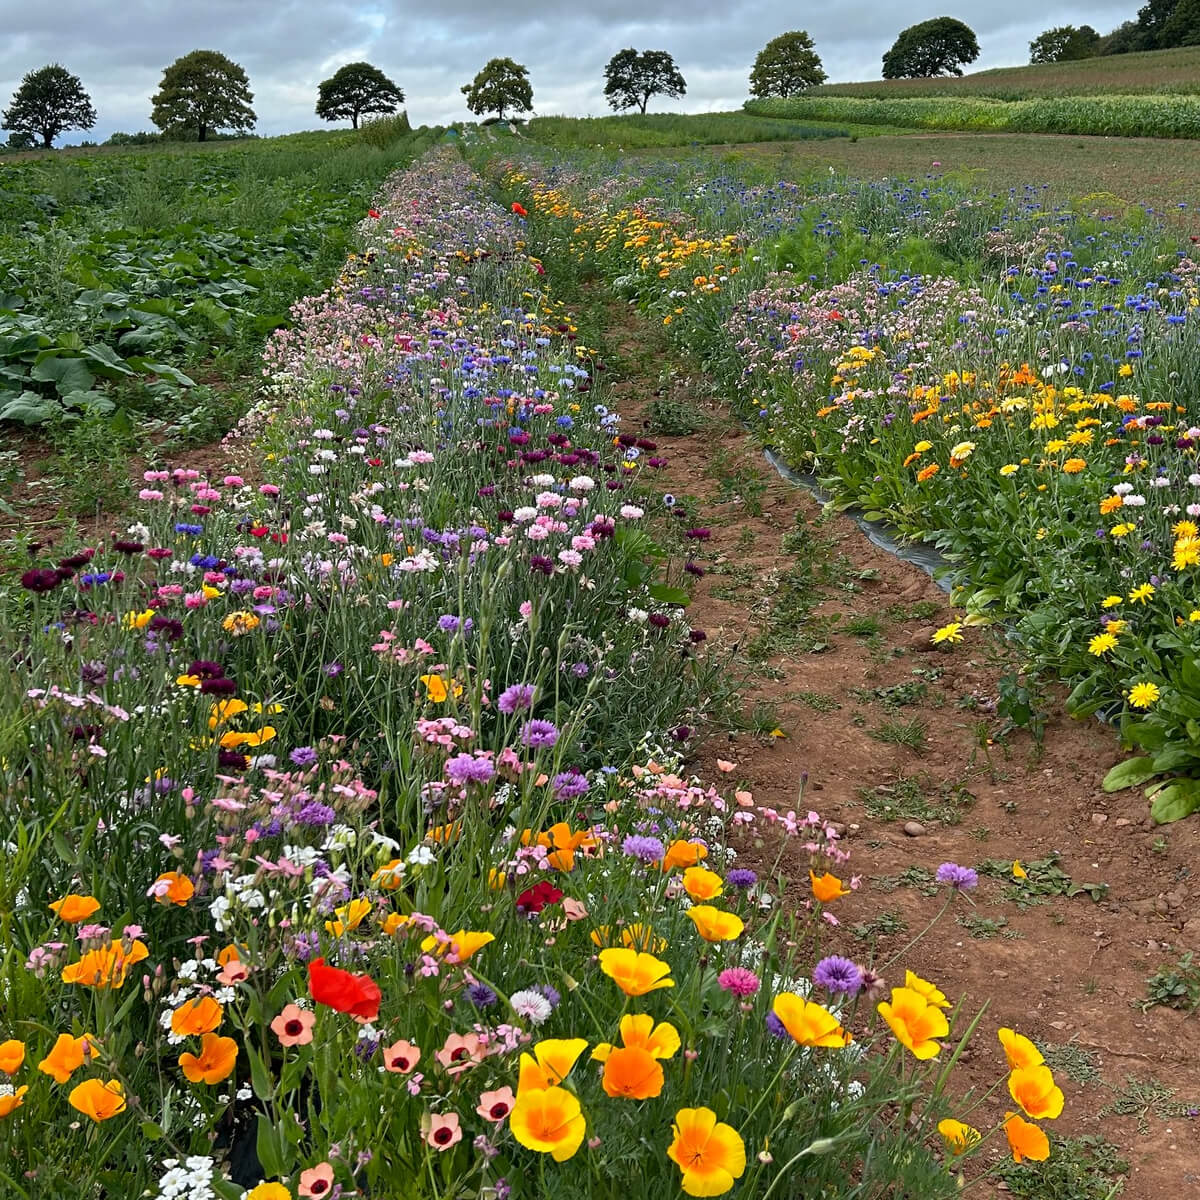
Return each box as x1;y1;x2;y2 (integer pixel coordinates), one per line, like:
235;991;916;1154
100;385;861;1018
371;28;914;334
490;1103;509;1119
392;1055;410;1071
434;1127;453;1144
285;1020;303;1036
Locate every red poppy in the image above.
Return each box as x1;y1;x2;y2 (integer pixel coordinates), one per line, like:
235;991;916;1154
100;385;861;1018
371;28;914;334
827;309;843;321
368;208;381;219
249;525;269;538
308;957;382;1020
511;202;528;218
516;880;564;915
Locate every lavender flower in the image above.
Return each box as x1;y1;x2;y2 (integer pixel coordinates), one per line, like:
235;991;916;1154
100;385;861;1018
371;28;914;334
467;983;498;1008
289;746;319;768
622;834;665;864
725;868;757;890
520;719;559;749
497;683;536;714
812;956;864;997
936;862;979;891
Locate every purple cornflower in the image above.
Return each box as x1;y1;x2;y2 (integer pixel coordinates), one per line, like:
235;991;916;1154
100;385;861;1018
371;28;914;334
437;614;461;633
323;662;344;678
497;683;536;714
552;769;589;800
936;862;979;891
467;982;498;1008
520;719;559;749
444;753;496;785
294;801;338;827
622;834;666;864
289;746;319;767
812;956;864;997
533;983;561;1009
725;868;757;890
765;1011;789;1039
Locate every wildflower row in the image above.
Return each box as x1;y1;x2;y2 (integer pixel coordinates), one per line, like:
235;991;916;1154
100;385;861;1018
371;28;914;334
2;150;1055;1199
492;150;1200;822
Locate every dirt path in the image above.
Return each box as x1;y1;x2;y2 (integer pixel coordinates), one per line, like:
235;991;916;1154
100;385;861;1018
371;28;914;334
600;305;1200;1199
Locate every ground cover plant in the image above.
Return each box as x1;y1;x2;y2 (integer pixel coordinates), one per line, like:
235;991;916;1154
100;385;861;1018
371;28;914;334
525;111;851;149
488;144;1200;819
0;147;1067;1198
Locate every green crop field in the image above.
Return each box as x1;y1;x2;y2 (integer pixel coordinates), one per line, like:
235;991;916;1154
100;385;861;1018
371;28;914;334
814;44;1200;99
525;110;851;148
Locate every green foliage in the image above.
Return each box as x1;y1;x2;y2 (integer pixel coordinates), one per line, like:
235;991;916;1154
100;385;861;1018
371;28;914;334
996;1135;1128;1200
1030;26;1102;64
603;49;687;114
882;17;981;79
359;111;414;148
150;50;256;142
316;62;405;130
2;63;96;149
525;110;848;148
744;91;1200;138
461;57;533;121
750;30;827;98
1143;952;1200;1011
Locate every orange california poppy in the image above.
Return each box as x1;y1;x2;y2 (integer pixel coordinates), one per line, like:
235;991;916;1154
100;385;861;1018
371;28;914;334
771;993;852;1048
601;1046;664;1100
1003;1111;1050;1163
48;894;101;923
153;871;195;906
877;987;950;1059
685;906;744;943
0;1040;25;1076
61;940;149;989
667;1106;746;1197
681;866;723;901
1008;1064;1064;1121
516;1038;588;1091
0;1085;28;1119
509;1086;586;1162
179;1033;238;1085
809;871;849;903
997;1027;1043;1071
171;995;223;1037
68;1078;126;1122
37;1033;92;1083
598;948;674;996
660;840;707;872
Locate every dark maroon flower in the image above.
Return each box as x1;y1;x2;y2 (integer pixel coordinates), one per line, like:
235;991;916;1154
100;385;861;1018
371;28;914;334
516;880;564;915
684;561;705;577
200;678;238;697
148;616;184;641
689;629;707;643
685;528;711;540
189;660;226;679
648;613;671;629
529;555;554;575
497;510;514;523
635;439;657;451
112;540;144;555
58;552;94;570
217;749;249;769
671;725;693;742
21;568;62;593
647;457;668;468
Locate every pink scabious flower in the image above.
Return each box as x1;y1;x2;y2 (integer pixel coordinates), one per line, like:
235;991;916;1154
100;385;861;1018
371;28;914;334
717;967;761;998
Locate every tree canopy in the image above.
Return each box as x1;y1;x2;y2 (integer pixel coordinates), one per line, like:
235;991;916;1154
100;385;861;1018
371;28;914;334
603;49;687;114
2;64;96;148
882;17;981;78
316;62;405;129
1029;25;1101;63
461;58;533;122
150;50;256;142
749;31;827;98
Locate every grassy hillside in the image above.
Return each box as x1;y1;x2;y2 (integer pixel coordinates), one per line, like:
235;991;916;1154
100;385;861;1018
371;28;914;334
813;44;1200;99
524;111;850;148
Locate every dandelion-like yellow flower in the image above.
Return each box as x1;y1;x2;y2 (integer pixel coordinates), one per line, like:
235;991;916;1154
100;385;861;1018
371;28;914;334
1128;681;1160;708
931;622;963;645
1088;633;1117;656
1128;583;1155;604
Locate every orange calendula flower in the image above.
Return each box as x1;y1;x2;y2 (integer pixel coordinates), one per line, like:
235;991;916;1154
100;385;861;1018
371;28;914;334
49;894;101;923
772;993;852;1048
904;970;950;1009
877;987;950;1059
997;1027;1043;1071
667;1106;747;1197
1008;1064;1064;1120
1004;1111;1050;1163
509;1086;586;1162
171;996;223;1038
660;839;707;871
371;859;405;890
937;1118;981;1156
0;1040;25;1075
61;940;149;989
153;871;195;906
68;1078;126;1122
517;1038;588;1091
179;1032;239;1085
601;1046;664;1100
681;866;723;901
0;1085;28;1119
916;463;940;482
598;948;675;996
38;1033;93;1083
809;870;849;903
686;906;744;943
592;1014;681;1064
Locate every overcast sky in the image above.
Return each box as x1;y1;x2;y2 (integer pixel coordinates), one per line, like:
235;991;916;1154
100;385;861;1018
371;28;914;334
0;1;1136;142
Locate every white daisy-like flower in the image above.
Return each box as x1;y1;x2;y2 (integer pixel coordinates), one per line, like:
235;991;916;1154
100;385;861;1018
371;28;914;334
510;989;553;1026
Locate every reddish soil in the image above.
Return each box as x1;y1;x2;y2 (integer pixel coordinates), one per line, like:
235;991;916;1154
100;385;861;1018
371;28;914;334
606;318;1200;1198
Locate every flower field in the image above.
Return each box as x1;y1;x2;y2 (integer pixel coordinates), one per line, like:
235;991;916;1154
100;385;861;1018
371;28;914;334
0;147;1072;1198
489;146;1200;821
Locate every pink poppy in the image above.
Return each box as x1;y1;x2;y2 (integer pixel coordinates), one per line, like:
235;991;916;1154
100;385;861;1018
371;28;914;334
217;960;250;986
435;1032;483;1076
475;1086;515;1124
423;1112;462;1151
298;1162;335;1197
270;1004;316;1047
381;1038;421;1074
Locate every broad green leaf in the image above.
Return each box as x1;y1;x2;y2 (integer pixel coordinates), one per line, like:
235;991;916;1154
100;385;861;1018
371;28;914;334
1150;780;1200;824
1102;756;1159;793
30;355;95;396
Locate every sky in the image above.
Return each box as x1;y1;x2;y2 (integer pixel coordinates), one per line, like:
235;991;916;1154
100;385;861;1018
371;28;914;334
0;1;1137;143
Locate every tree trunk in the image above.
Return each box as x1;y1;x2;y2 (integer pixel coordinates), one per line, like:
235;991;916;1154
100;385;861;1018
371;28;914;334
41;130;53;148
639;97;648;114
199;124;208;142
352;113;359;129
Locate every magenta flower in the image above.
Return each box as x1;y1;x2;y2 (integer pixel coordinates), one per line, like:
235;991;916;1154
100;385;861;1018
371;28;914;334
717;967;760;998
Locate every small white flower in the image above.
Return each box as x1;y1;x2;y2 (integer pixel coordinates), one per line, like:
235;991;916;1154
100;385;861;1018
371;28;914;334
510;989;553;1025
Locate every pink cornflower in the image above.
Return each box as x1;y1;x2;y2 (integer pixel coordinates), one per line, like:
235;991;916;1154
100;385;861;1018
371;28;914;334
717;967;760;998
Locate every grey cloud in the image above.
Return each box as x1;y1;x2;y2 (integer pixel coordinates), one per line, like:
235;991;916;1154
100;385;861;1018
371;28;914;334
0;0;1140;140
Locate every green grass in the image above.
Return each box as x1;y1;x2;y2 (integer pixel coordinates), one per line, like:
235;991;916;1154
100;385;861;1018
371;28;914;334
525;111;851;148
745;91;1200;139
815;45;1200;100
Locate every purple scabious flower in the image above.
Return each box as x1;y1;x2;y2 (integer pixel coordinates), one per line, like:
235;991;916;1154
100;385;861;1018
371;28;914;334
725;868;757;890
437;614;461;633
936;862;979;891
520;719;559;749
552;768;589;800
765;1011;789;1039
445;753;496;785
467;982;498;1008
289;746;319;767
497;683;536;714
812;956;864;997
294;801;338;827
622;834;666;864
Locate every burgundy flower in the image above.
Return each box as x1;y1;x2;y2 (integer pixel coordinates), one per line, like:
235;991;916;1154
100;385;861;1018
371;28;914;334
516;881;564;915
20;568;62;593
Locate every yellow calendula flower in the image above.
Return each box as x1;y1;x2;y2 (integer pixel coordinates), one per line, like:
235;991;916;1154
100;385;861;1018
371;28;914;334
913;440;933;453
1128;583;1155;604
1128;681;1160;708
1101;595;1123;608
931;622;963;645
222;611;260;636
122;608;156;630
999;464;1019;476
1109;523;1136;538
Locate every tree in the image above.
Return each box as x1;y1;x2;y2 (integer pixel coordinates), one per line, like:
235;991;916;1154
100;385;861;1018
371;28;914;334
882;17;981;78
603;49;686;114
316;61;405;130
749;31;827;98
150;50;256;142
1162;0;1200;47
2;64;96;149
1096;20;1146;54
461;57;533;122
1029;25;1101;63
1135;0;1181;48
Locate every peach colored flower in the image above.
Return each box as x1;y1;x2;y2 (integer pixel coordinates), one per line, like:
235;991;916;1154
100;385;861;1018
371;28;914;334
270;1004;316;1047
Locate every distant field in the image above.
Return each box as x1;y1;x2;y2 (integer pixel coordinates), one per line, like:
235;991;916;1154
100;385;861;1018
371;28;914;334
524;111;850;147
814;44;1200;99
745;91;1200;139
